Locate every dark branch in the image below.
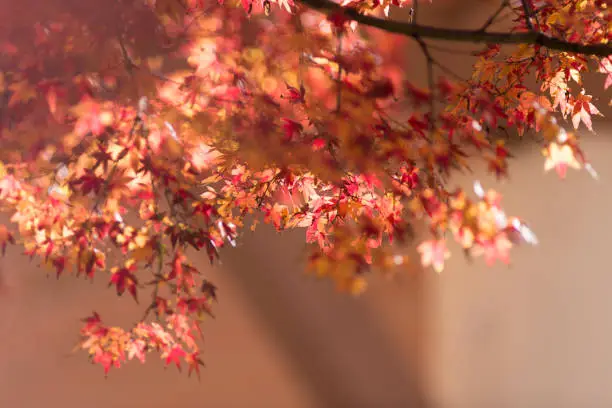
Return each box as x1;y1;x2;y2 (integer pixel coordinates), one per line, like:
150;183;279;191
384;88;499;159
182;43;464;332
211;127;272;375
415;37;436;131
519;0;535;30
299;0;612;57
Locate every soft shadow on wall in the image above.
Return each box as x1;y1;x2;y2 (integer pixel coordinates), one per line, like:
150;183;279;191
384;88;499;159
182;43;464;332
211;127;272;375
0;217;427;408
421;123;612;408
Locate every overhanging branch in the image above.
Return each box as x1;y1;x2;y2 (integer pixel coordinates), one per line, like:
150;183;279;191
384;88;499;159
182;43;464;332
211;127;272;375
299;0;612;57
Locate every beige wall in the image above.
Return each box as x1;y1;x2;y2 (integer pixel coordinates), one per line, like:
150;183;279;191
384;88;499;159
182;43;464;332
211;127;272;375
421;124;612;408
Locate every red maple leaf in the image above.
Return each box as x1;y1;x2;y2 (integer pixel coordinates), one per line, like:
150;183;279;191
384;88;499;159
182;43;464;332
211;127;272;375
81;312;102;334
186;352;205;379
93;349;120;375
283;83;305;104
281;118;303;142
108;264;139;302
164;346;186;371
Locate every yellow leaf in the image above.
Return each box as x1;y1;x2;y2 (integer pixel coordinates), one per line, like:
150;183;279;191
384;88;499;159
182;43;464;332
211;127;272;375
513;44;535;60
8;80;36;107
133;233;148;248
282;71;299;88
132;244;153;262
472;58;497;82
547;12;564;26
569;68;581;84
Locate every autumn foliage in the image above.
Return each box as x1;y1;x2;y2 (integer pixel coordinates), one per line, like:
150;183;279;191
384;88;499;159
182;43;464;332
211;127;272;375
0;0;609;376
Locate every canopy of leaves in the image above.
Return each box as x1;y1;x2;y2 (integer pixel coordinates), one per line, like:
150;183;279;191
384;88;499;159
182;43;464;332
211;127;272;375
0;0;609;376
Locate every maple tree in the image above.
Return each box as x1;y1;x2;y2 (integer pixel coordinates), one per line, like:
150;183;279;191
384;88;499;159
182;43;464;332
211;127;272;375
0;0;609;377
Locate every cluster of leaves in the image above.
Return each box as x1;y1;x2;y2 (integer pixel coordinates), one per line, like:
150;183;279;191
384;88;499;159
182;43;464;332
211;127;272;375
0;0;609;376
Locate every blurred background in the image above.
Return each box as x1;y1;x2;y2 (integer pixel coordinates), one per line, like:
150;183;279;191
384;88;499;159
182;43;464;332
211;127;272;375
0;1;611;407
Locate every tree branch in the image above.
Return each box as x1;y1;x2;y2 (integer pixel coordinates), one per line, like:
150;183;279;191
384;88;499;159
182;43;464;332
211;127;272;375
415;37;436;132
299;0;612;57
334;32;343;113
519;0;535;30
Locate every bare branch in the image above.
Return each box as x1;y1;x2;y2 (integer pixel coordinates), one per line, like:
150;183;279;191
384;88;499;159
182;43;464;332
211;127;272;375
299;0;612;57
519;0;535;30
415;37;436;132
334;32;343;113
479;0;509;32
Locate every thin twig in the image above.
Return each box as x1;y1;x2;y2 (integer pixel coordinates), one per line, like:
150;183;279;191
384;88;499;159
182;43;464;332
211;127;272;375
334;32;343;113
479;0;509;32
519;0;535;30
431;58;466;82
415;36;436;133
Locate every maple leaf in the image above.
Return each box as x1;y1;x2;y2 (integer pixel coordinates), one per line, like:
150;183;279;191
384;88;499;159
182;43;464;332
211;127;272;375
108;263;139;302
543;142;581;179
473;233;513;266
185;352;205;379
190;143;221;172
544;71;570;116
518;91;536;113
52;256;67;278
0;225;15;255
417;239;450;273
163;345;186;371
93;349;119;375
126;339;147;363
200;279;218;301
283;83;305;104
81;312;103;334
0;175;22;201
598;57;612;89
571;91;602;132
281;118;303;142
72;99;111;137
